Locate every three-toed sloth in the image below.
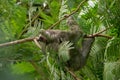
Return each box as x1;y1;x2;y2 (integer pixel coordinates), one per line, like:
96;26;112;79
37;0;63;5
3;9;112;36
38;16;94;71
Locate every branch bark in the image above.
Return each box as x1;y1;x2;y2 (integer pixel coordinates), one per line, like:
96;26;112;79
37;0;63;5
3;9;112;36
0;37;36;47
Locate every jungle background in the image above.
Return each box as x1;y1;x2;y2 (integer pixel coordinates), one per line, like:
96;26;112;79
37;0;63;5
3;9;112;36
0;0;120;80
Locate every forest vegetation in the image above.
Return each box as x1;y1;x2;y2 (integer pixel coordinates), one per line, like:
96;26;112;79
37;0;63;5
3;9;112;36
0;0;120;80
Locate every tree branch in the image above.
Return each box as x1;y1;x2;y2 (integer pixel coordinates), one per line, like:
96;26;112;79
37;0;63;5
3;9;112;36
0;37;36;47
0;27;112;47
87;34;112;39
86;27;112;39
49;0;88;29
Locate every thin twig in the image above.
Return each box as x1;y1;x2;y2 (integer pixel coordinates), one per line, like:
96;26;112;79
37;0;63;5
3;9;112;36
18;13;40;38
49;0;88;29
91;27;111;36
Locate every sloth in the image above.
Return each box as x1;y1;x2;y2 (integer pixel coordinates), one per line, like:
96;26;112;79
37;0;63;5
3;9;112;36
38;16;94;71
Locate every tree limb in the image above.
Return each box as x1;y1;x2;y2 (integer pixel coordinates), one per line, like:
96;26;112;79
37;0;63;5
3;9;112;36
0;37;36;47
0;28;112;47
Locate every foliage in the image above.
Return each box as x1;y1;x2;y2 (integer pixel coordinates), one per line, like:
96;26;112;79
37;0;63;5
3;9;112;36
0;0;120;80
58;41;74;62
11;62;35;74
